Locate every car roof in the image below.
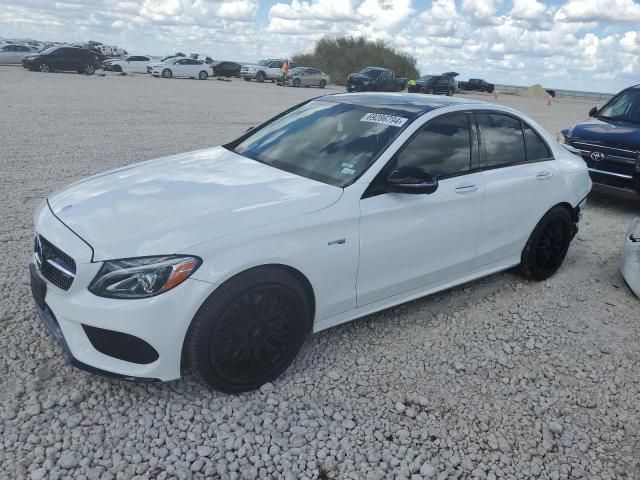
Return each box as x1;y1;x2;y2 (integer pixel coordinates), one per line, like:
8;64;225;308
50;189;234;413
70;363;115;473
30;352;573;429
319;92;487;115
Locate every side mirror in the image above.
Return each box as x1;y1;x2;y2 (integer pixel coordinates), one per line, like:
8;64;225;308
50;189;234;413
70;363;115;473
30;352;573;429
386;166;438;195
588;106;598;117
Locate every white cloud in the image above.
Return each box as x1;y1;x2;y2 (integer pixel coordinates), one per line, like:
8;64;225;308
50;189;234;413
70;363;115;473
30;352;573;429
510;0;547;20
555;0;640;22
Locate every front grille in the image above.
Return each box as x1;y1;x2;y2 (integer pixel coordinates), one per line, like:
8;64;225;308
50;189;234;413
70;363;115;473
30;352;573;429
34;235;76;291
569;141;638;177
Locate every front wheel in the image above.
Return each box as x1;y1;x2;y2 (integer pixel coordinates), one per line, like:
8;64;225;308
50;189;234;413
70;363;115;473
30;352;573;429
319;79;326;89
39;63;51;73
293;78;301;87
198;70;208;80
256;72;265;83
83;64;95;75
521;206;573;281
185;267;310;393
162;68;172;79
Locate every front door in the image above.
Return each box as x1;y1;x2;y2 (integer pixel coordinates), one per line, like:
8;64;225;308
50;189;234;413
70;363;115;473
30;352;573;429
357;113;485;305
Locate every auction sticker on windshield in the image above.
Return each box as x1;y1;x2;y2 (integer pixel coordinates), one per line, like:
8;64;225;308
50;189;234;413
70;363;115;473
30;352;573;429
360;113;408;127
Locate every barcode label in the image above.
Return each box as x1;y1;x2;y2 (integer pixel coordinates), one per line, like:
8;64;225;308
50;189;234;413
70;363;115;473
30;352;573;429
360;113;408;127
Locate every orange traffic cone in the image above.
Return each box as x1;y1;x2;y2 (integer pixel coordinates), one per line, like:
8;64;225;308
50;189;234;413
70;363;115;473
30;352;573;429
547;95;552;106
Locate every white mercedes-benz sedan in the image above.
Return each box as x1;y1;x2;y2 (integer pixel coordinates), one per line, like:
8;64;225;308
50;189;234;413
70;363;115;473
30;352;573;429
30;93;592;392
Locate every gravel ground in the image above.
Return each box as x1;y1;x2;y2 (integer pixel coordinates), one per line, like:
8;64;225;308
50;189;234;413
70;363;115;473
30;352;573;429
1;66;639;480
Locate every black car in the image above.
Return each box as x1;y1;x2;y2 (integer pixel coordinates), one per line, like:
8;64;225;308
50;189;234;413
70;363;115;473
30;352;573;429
346;67;407;92
212;61;241;78
22;46;101;74
458;78;495;93
562;84;640;193
431;75;456;96
408;74;438;93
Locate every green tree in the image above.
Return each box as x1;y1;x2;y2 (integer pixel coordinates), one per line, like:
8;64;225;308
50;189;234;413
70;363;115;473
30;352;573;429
292;36;419;86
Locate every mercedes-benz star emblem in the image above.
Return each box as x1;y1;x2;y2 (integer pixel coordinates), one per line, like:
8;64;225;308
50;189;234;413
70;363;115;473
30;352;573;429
590;151;605;161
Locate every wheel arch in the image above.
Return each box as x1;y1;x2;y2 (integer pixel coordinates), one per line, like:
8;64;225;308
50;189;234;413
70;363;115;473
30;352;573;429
180;262;316;372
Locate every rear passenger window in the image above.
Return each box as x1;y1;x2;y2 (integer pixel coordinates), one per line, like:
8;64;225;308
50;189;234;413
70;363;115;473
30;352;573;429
396;114;471;178
477;113;526;168
523;124;552;160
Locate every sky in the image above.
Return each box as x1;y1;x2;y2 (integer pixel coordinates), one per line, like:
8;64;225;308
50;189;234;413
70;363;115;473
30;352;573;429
1;0;639;92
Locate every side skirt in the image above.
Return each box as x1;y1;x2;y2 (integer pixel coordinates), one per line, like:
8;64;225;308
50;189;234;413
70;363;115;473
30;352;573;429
313;254;521;333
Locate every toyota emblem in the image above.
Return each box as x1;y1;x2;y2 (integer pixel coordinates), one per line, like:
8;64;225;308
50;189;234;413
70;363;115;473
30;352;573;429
590;151;605;161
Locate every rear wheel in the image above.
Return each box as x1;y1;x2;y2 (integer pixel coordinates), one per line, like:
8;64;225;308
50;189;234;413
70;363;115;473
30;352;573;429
319;79;326;89
256;71;265;83
185;267;310;393
521;206;573;281
83;64;95;75
162;68;172;79
198;70;208;80
39;63;51;73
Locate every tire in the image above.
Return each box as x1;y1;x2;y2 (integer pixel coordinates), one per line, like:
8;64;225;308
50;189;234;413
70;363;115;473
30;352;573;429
256;71;265;83
199;70;208;80
319;79;326;89
39;63;51;73
83;64;95;75
293;78;301;87
185;267;311;393
447;88;454;96
521;206;573;281
162;68;172;79
113;65;122;72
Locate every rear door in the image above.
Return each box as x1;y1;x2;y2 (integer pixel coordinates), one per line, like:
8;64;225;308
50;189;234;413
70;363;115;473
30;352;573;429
357;113;485;304
474;112;562;267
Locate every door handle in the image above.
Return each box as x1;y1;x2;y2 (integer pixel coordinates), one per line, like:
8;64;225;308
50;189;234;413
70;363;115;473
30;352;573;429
536;171;554;180
455;183;479;194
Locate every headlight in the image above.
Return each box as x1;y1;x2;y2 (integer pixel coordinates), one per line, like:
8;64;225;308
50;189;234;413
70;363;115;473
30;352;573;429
88;255;201;299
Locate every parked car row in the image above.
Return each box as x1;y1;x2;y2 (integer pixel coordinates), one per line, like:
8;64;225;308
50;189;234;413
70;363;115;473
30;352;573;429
22;46;102;74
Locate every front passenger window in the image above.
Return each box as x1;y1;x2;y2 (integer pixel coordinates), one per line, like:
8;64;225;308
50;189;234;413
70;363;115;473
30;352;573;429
395;114;471;178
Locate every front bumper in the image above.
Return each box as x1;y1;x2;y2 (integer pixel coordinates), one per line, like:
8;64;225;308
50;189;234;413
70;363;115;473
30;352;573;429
31;205;214;381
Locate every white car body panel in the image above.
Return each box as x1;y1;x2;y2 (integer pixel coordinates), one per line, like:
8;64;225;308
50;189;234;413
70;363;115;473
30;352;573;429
32;97;592;381
621;218;640;298
151;58;209;78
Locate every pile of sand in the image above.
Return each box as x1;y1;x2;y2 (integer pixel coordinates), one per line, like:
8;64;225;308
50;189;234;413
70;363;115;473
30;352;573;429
518;84;549;99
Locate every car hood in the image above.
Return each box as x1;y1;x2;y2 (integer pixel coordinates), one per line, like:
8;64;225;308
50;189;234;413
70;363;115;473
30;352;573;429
563;118;640;152
48;146;343;261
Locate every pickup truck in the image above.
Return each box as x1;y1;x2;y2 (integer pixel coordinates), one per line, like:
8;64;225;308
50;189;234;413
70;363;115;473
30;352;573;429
458;78;495;93
241;59;295;83
346;67;407;92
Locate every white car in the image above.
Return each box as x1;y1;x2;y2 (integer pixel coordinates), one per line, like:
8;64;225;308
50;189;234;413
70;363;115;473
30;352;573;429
105;55;154;73
151;57;209;79
241;59;291;83
621;217;640;298
30;94;591;392
0;44;36;63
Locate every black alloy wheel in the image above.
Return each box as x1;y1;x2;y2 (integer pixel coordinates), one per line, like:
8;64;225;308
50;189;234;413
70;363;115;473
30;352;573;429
521;206;573;281
185;267;310;392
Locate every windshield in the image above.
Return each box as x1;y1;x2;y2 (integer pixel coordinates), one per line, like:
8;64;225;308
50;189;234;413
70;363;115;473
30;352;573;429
359;68;382;78
258;60;269;66
40;47;58;55
597;89;640;123
231;100;414;187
